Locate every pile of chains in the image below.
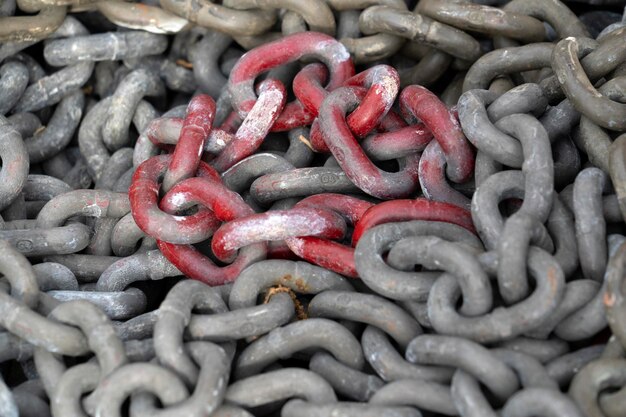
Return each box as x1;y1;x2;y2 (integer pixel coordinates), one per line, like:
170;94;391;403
1;0;626;416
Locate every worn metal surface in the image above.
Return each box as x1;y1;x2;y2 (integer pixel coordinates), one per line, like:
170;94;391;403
0;1;624;416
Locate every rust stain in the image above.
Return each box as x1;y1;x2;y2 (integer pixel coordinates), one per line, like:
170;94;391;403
546;266;558;294
135;3;151;14
280;274;310;293
263;285;308;320
176;59;193;69
298;135;314;151
294;278;310;293
604;291;616;307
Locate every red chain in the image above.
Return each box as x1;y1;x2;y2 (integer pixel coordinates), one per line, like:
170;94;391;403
129;32;476;285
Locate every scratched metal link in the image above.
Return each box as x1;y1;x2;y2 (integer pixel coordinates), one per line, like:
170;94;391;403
0;1;625;416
